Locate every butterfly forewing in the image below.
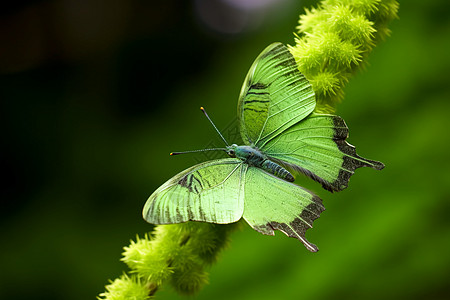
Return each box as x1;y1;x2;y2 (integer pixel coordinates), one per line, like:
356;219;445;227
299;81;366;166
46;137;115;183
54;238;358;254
143;158;247;224
238;43;315;146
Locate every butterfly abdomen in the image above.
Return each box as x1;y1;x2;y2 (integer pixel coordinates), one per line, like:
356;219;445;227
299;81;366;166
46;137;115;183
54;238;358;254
261;160;294;182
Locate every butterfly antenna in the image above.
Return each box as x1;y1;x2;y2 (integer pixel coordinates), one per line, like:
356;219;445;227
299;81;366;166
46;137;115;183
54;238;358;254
200;107;229;146
170;148;226;155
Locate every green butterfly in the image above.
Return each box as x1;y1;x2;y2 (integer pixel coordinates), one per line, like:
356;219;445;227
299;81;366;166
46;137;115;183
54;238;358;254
143;42;384;252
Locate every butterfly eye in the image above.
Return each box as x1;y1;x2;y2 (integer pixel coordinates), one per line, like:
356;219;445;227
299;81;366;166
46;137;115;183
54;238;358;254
229;150;235;155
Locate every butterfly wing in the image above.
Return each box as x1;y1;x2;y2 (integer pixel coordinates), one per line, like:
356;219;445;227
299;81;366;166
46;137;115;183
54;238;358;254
143;158;248;224
238;42;315;146
260;113;384;192
243;167;325;252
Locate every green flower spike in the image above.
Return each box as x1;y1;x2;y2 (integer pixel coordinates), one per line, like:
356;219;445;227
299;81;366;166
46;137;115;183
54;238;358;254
289;0;399;113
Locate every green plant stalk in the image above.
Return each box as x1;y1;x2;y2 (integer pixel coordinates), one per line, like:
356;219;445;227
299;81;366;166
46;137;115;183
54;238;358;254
98;0;398;299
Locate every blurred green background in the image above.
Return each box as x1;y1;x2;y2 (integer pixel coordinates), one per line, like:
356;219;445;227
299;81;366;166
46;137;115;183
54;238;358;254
1;0;449;299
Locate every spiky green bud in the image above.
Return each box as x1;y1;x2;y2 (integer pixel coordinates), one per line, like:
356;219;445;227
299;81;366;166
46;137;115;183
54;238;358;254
98;274;152;300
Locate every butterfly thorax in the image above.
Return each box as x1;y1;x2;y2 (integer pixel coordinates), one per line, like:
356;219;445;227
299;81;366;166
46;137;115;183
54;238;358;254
226;144;294;182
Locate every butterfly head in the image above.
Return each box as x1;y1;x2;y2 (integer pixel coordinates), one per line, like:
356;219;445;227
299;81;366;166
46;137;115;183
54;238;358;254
226;144;239;158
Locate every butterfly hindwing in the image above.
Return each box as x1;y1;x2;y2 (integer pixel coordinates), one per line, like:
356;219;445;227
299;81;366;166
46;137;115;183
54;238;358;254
243;167;325;252
261;113;385;192
238;43;315;146
143;158;247;224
